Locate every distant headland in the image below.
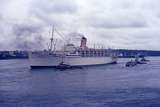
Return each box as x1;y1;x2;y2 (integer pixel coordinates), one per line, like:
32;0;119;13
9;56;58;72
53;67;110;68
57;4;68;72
0;49;160;60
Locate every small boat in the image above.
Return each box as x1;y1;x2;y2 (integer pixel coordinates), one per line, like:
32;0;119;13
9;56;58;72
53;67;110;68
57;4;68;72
126;60;137;67
55;62;82;70
136;61;147;64
140;57;150;62
125;54;149;67
55;62;72;69
135;55;147;64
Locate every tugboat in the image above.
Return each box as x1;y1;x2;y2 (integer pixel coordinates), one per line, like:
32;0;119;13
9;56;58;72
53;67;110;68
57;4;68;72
125;54;148;67
55;62;72;70
125;59;137;67
135;55;147;64
140;56;150;62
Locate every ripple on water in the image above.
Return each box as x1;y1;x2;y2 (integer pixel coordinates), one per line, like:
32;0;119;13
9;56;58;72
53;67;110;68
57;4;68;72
0;58;160;107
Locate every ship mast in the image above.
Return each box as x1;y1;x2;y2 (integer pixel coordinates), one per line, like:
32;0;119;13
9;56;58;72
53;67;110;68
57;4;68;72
49;26;54;52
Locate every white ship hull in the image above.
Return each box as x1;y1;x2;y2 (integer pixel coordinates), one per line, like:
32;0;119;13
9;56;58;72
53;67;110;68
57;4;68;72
29;53;117;68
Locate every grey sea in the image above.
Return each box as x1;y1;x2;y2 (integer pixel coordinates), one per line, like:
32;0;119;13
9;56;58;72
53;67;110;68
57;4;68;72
0;57;160;107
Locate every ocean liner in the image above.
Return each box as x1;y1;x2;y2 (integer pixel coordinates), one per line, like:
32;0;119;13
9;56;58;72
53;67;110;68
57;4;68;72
29;28;118;68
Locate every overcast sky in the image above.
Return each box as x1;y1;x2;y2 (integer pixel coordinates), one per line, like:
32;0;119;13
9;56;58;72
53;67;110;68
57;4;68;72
0;0;160;50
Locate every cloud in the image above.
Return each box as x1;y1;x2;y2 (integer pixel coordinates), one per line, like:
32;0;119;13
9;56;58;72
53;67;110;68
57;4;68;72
0;0;160;50
86;14;147;29
11;24;45;50
14;35;45;50
30;0;77;14
28;0;78;27
12;24;41;37
0;0;78;50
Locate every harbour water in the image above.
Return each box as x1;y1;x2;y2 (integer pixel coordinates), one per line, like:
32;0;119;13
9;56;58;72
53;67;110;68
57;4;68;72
0;57;160;107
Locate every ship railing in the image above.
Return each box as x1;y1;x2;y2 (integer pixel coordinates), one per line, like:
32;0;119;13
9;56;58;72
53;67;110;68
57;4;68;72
77;49;112;57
